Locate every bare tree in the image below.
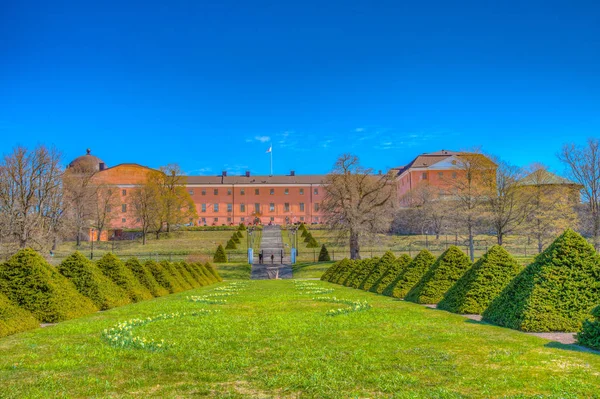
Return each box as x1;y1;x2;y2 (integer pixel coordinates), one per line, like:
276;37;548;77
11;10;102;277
443;151;496;261
0;145;64;250
131;182;161;245
322;154;396;259
521;165;579;253
558;139;600;249
401;183;448;239
92;185;119;241
151;165;197;236
63;163;96;246
485;159;530;245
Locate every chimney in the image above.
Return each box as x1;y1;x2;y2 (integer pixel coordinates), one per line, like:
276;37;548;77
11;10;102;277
99;162;105;171
290;170;295;176
222;171;227;177
245;171;250;177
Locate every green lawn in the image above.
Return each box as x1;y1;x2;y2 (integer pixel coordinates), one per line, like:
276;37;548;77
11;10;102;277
1;278;599;398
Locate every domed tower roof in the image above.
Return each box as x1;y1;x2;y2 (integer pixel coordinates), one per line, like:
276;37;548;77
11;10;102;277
68;149;107;172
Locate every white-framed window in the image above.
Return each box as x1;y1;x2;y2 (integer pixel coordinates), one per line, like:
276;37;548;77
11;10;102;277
284;188;289;195
269;203;275;212
299;203;305;212
227;203;232;212
214;203;219;212
240;203;245;212
270;189;275;195
314;188;318;195
201;204;206;212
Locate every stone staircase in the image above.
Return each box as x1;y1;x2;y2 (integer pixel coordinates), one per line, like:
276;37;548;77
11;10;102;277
251;225;292;279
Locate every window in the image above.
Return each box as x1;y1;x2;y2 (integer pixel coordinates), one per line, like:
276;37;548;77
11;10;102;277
314;188;319;195
227;203;232;212
255;189;260;195
270;216;274;221
214;203;219;212
121;218;126;223
202;189;206;196
284;203;289;212
200;217;206;224
438;172;443;178
227;217;231;223
214;189;218;195
241;217;245;222
452;172;457;179
122;204;127;213
201;203;206;212
189;189;194;195
300;188;304;195
254;203;260;213
240;203;245;212
122;189;127;196
422;172;428;180
299;202;305;212
240;189;245;195
270;189;275;195
227;189;232;195
314;217;319;222
300;216;304;221
214;217;218;222
269;203;275;212
314;203;320;212
284;188;289;195
106;205;112;213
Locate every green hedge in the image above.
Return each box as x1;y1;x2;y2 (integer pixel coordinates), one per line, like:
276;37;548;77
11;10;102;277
483;229;600;332
238;223;247;231
146;260;182;294
318;245;331;261
96;253;154;303
0;248;97;323
58;252;131;310
438;245;523;314
214;244;227;263
174;262;199;288
182;262;206;286
125;258;169;297
577;306;600;350
321;259;344;281
360;251;396;291
204;262;223;282
0;292;39;338
191;263;213;285
372;254;412;294
344;259;371;288
382;250;436;298
159;261;188;292
405;246;471;304
333;259;358;285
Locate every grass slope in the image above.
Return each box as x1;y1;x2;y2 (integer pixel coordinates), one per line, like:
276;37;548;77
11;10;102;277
0;280;599;398
483;229;600;332
438;245;523;314
405;246;471;304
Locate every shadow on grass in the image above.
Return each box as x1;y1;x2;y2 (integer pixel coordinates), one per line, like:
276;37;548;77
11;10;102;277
545;341;600;355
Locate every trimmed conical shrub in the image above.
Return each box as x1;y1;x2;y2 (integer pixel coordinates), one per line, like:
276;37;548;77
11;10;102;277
322;259;349;282
159;261;187;292
190;263;213;285
174;262;199;288
0;249;97;323
232;234;241;244
405;246;471;304
577;306;600;350
146;260;182;294
0;292;39;338
226;239;237;249
347;259;375;288
333;259;358;285
214;244;227;263
182;262;207;286
372;254;412;294
96;253;153;302
438;245;523;314
360;251;396;291
204;262;222;282
58;252;131;310
382;250;436;298
307;236;319;248
318;245;331;262
236;231;243;239
125;258;169;297
483;229;600;332
238;223;246;231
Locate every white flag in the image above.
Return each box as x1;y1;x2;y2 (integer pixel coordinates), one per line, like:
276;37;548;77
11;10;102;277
266;146;272;153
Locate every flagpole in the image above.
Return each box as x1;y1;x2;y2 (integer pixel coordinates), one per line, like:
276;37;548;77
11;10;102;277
270;145;273;176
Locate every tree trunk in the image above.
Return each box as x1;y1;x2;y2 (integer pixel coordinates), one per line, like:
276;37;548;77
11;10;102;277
97;228;102;242
497;231;503;246
468;225;474;262
537;234;543;254
349;230;361;260
142;231;147;245
76;228;81;247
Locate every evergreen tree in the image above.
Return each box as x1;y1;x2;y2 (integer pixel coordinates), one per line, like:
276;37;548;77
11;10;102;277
360;251;396;291
382;250;436;298
318;244;331;261
372;254;412;294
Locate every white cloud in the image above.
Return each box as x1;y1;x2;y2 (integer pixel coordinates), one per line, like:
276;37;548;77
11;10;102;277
254;135;271;143
355;127;365;132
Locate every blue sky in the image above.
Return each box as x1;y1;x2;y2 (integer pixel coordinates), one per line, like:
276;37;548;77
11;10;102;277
1;0;599;176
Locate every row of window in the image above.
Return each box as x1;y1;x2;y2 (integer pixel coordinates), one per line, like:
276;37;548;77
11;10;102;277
188;188;319;196
199;203;319;213
421;171;458;180
197;216;319;224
